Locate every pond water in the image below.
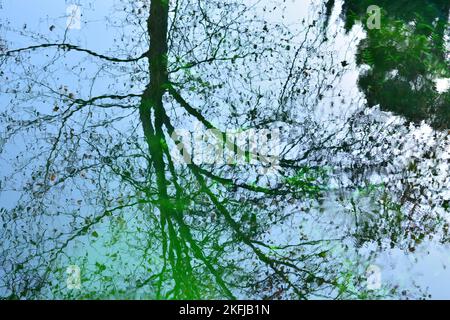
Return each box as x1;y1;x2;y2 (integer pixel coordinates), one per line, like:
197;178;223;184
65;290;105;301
0;0;449;299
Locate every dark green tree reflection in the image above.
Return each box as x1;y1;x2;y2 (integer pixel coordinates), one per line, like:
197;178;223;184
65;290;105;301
1;0;449;300
327;0;450;128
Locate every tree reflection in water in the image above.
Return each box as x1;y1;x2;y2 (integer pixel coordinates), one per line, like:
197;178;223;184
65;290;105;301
0;0;449;299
